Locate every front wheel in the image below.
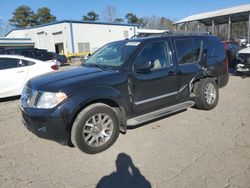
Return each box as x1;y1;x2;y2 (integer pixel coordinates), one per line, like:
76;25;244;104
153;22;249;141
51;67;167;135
71;103;119;154
193;78;219;110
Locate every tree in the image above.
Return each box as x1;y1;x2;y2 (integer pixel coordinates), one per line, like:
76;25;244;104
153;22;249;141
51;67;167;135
159;17;174;30
36;7;56;25
114;18;124;23
9;5;37;28
125;13;144;28
125;13;138;24
102;6;117;22
83;11;99;21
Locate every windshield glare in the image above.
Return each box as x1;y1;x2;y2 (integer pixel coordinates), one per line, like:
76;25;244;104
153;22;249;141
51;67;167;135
85;41;138;68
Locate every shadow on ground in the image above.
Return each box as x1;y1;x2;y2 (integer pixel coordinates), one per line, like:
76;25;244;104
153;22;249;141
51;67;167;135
96;153;151;188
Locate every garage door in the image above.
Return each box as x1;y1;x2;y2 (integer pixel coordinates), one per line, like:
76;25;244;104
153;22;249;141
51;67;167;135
53;32;63;44
37;32;46;49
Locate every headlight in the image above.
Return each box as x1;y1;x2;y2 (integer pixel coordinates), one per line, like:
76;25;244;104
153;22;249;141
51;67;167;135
36;92;67;109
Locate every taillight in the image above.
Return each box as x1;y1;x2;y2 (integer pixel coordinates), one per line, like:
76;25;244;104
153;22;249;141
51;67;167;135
51;64;59;70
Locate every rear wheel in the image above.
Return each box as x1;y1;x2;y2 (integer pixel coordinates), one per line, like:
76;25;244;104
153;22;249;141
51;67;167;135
71;103;119;154
193;78;219;110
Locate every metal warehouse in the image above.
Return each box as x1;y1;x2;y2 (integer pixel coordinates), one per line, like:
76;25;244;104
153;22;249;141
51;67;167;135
5;20;137;55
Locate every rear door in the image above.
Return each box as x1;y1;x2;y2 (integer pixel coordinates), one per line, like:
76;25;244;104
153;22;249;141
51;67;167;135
173;36;204;100
0;58;29;98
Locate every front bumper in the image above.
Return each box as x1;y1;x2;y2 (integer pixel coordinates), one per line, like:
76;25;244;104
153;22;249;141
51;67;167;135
20;103;72;145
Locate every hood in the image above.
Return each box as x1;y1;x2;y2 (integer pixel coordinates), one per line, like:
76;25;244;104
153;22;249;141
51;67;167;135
238;47;250;54
28;66;117;93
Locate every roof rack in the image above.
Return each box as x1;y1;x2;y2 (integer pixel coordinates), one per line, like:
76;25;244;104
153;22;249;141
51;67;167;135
130;31;211;39
167;31;211;35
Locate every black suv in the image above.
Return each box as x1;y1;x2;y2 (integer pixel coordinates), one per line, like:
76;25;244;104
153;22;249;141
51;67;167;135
20;33;229;154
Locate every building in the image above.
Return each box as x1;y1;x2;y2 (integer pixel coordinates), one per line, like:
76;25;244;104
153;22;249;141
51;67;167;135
174;4;250;41
5;20;137;55
0;38;34;50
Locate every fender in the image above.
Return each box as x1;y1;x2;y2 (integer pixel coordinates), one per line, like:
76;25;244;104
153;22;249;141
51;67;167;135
68;85;130;131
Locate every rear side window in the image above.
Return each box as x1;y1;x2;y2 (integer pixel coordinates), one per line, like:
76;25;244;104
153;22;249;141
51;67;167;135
174;38;203;64
0;58;19;70
207;38;225;58
174;38;193;64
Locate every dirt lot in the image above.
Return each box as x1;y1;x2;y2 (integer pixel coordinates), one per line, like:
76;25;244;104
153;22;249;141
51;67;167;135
0;72;250;188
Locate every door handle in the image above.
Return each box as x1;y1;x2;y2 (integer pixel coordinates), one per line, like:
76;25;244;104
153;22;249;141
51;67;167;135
16;70;24;73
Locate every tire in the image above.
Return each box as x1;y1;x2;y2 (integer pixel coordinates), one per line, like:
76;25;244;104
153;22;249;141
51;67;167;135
71;103;119;154
193;78;219;110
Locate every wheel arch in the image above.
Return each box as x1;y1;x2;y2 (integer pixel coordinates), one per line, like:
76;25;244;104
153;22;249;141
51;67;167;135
68;97;127;145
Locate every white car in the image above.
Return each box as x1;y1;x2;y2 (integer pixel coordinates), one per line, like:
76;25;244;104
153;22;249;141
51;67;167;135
236;47;250;73
0;55;59;98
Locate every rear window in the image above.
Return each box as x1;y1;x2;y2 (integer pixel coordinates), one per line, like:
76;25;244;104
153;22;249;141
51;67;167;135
207;38;225;58
228;43;239;53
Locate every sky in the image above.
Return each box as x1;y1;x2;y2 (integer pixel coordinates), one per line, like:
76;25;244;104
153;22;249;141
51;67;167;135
0;0;250;23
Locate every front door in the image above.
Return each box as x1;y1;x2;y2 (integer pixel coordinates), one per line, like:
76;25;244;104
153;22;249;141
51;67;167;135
0;58;29;98
130;40;178;115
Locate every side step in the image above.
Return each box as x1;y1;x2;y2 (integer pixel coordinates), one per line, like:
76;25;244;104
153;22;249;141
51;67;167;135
127;101;195;126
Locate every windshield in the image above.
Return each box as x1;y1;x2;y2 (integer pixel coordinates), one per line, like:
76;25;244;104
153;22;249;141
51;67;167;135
84;41;139;69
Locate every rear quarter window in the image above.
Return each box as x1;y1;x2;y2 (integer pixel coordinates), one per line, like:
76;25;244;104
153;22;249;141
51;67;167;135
207;37;225;58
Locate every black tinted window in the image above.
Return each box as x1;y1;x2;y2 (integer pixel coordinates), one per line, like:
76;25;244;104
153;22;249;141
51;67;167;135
135;41;171;70
193;39;203;61
0;50;14;55
228;43;239;53
19;51;33;57
33;51;53;61
0;58;18;70
174;38;194;64
21;60;35;66
207;38;225;58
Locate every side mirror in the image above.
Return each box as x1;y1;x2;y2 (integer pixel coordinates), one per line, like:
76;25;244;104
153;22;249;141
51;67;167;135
136;61;154;72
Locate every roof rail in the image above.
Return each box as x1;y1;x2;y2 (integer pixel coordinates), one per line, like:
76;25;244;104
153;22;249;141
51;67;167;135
130;31;211;39
166;31;211;35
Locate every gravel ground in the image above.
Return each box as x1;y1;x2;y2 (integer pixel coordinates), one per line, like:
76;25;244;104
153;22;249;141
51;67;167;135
0;72;250;188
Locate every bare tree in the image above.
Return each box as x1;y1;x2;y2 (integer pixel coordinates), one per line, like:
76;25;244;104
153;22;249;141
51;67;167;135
142;16;174;30
102;6;117;23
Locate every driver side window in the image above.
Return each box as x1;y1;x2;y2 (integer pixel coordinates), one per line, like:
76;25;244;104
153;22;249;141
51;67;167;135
135;41;172;71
